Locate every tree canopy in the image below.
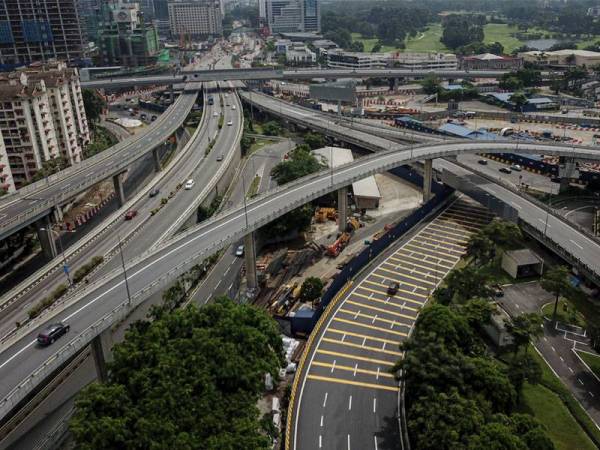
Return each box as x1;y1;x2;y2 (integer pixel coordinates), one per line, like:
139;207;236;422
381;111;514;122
82;89;106;123
441;15;485;49
271;144;325;185
70;298;283;450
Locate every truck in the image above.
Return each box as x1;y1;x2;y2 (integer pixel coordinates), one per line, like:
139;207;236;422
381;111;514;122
207;95;214;105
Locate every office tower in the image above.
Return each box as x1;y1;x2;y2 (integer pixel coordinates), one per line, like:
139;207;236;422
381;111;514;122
168;0;223;38
266;0;320;34
0;0;85;68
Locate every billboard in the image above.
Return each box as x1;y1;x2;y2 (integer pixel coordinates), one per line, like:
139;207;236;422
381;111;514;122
309;81;356;103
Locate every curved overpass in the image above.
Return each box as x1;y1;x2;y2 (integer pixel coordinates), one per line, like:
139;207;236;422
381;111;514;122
0;88;199;241
0;139;599;420
80;67;558;89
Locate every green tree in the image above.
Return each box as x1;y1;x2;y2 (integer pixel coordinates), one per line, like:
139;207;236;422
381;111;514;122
421;74;441;95
540;265;571;323
262;120;282;136
466;233;496;266
441;15;484;49
300;277;324;303
442;265;494;303
480;220;522;249
71;298;283;450
271;145;325;185
507;353;542;402
82;89;106;123
509;92;529;112
506;313;544;353
303;132;325;150
261;204;313;239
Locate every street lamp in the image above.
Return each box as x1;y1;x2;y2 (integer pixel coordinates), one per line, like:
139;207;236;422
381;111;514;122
117;235;132;306
240;172;250;230
39;227;72;286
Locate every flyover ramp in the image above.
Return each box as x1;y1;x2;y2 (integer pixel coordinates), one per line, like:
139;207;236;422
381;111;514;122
1;139;600;420
0;90;199;241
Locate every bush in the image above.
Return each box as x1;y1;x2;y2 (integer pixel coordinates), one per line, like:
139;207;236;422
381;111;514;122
72;256;105;284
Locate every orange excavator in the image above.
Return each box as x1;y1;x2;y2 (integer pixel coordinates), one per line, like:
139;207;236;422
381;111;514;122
326;218;362;257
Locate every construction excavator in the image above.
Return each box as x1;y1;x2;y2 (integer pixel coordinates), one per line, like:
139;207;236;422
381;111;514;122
326;218;362;257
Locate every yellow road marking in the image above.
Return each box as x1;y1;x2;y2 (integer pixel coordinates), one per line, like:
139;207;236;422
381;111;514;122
381;260;440;280
339;307;415;324
404;243;461;261
437;216;482;230
427;222;474;237
416;235;466;252
408;240;464;256
306;374;398;392
360;280;427;298
387;255;448;275
352;294;422;313
441;210;489;224
419;231;469;245
376;266;436;286
315;349;394;366
328;328;401;345
322;337;403;355
449;206;492;219
332;317;408;337
312;361;394;378
393;249;454;269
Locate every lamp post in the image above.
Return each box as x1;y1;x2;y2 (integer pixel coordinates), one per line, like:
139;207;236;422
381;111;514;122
241;171;249;230
117;235;132;306
39;227;72;287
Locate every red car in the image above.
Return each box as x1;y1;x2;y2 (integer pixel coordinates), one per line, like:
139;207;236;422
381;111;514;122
125;210;137;220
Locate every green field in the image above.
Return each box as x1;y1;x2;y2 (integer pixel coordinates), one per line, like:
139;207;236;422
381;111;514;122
518;382;597;450
576;350;600;379
482;23;526;53
403;24;448;52
350;33;401;53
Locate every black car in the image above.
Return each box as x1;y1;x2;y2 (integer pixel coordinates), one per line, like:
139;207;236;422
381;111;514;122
149;187;160;197
387;282;399;296
499;167;512;174
477;159;488;165
37;323;70;346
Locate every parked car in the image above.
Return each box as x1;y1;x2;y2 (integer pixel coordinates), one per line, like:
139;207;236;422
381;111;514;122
510;164;522;172
37;323;70;346
387;282;399;296
125;210;137;220
492;284;504;298
227;120;233;126
499;167;512;174
478;159;488;165
216;154;224;161
149;188;160;197
151;115;157;121
185;179;195;190
235;245;244;256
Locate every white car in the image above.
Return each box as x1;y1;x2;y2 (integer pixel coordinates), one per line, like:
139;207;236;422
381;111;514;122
184;179;195;190
213;111;218;117
227;120;233;126
231;105;236;110
235;245;244;256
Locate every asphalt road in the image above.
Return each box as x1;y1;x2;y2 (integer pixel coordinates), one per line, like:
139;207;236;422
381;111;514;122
0;88;198;241
500;282;600;428
292;198;493;450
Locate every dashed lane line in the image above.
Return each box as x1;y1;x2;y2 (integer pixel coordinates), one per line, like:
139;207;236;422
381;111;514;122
375;266;437;286
385;256;448;276
360;281;427;299
342;302;417;321
321;337;403;356
381;261;442;279
331;317;408;337
306;375;399;392
338;308;413;326
315;349;395;366
311;361;394;378
394;249;455;269
351;294;421;313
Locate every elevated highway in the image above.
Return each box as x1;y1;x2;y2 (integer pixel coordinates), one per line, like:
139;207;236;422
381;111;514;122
0;87;199;242
80;67;557;89
0;139;599;421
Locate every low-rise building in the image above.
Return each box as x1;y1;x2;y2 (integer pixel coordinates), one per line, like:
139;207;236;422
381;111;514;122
486;92;559;112
501;249;543;279
390;52;457;70
0;62;89;190
286;44;316;64
275;39;293;54
519;49;600;67
460;53;523;71
312;39;338;56
325;49;388;69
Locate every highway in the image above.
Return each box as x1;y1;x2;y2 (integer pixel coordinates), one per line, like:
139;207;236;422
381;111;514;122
1;138;600;420
80;67;557;89
0;89;198;241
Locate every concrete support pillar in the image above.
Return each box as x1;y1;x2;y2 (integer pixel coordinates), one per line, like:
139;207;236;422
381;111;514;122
52;204;63;223
152;147;162;172
35;216;58;260
112;173;126;207
338;186;348;233
423;159;433;203
169;85;174;103
91;334;108;383
244;233;257;290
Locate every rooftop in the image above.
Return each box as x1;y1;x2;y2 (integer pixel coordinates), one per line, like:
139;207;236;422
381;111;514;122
504;248;542;266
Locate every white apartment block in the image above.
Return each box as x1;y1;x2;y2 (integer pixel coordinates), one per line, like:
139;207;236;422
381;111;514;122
325;49;388;69
0;62;90;190
0;130;15;194
168;0;223;37
390;52;458;70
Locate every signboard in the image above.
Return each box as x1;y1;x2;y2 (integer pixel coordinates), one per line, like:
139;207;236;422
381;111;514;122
309;81;356;103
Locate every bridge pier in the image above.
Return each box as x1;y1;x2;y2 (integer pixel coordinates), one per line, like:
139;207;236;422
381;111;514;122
152;147;162;172
423;159;433;203
244;232;257;290
35;215;58;260
112;173;126;207
90;330;112;383
338;187;348;232
169;85;174;104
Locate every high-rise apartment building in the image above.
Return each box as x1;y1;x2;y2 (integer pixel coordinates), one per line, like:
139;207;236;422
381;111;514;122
96;1;160;67
168;0;223;38
0;0;85;68
266;0;320;34
0;62;89;190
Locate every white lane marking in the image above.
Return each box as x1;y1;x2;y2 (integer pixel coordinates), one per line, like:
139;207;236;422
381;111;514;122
372;314;378;324
579;379;584;385
373;397;377;413
354;310;360;319
320;415;324;427
348;395;352;411
353;363;358;376
331;360;336;373
323;392;328;408
362;337;366;347
348;434;351;450
510;201;522;210
568;367;574;373
551;346;556;352
374;436;378;450
570;239;583;250
319;435;322;448
538;218;551;228
376;367;380;380
560;356;564;362
543;337;548;342
590;391;595;398
0;342;36;370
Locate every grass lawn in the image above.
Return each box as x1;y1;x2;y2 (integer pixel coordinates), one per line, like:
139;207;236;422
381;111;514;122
483;23;525;53
576;350;600;379
403;24;448;53
350;33;401;53
518;382;597;450
541;298;586;327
